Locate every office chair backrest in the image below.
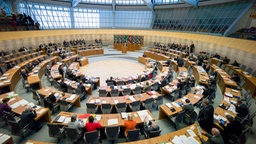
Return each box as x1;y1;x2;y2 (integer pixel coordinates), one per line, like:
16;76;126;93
107;82;114;86
131;101;140;111
116;102;127;113
133;86;142;94
65;127;81;142
110;89;119;97
47;123;61;137
122;88;131;96
99;89;108;97
116;81;124;86
105;126;120;140
84;130;99;144
8;120;22;136
101;103;112;114
127;129;140;141
86;103;98;113
148;129;161;138
156;95;163;105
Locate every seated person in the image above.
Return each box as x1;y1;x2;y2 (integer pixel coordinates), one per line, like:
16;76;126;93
85;116;102;132
188;54;196;61
231;73;240;83
124;114;137;136
140;75;146;82
0;98;12;116
77;81;87;98
182;99;194;114
105;76;116;85
220;115;242;144
21;69;29;79
143;82;151;92
198;128;224;144
160;76;168;87
211;71;218;79
231;60;240;67
176;56;184;67
59;79;68;92
213;53;220;59
48;92;58;103
58;65;64;76
66;69;76;80
177;78;186;90
144;120;160;136
0;50;7;56
202;84;215;98
197;55;204;66
222;56;229;64
45;65;51;76
235;100;249;119
19;106;40;131
68;114;84;134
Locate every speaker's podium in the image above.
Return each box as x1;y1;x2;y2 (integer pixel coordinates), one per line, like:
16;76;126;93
122;43;127;54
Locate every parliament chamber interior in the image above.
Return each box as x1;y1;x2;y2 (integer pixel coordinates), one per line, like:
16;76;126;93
0;0;256;144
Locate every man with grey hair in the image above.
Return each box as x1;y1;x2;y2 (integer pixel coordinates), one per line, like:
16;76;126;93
198;98;214;133
68;114;84;134
198;127;224;144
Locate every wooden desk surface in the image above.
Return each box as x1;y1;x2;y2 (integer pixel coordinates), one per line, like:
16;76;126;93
50;64;62;79
0;92;51;122
0;55;46;91
144;51;169;61
87;91;161;106
37;87;81;107
24;140;54;144
0;133;13;144
77;48;104;57
125;123;207;144
27;56;58;86
159;92;203;120
51;110;154;127
192;65;209;86
60;78;92;95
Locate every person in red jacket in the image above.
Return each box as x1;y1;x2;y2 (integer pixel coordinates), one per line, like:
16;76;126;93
85;115;102;132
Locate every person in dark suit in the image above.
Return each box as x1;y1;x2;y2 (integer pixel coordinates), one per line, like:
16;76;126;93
160;76;168;87
58;65;64;76
222;56;229;65
21;69;29;80
48;92;57;103
60;79;68;92
176;56;184;67
213;53;220;59
45;65;51;76
235;100;249;119
26;63;34;71
231;73;240;83
66;69;75;81
0;50;7;56
19;106;39;130
105;76;116;85
198;99;214;133
202;85;215;98
177;78;185;90
199;128;224;144
77;81;87;98
231;60;240;67
221;115;242;144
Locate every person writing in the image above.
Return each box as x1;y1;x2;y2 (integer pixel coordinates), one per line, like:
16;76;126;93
144;120;160;136
123;113;137;136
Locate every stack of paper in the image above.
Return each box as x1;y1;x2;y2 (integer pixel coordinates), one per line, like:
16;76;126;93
166;103;172;108
129;96;136;102
172;102;180;108
18;99;29;106
10;102;20;109
137;110;152;122
57;116;66;123
107;119;118;125
114;100;119;104
121;112;128;119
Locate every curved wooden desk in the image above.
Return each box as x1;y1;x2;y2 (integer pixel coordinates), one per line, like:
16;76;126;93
37;87;81;107
27;56;58;88
192;66;209;86
87;91;161;106
0;92;51;122
0;55;46;91
210;64;238;94
77;48;104;57
144;51;169;61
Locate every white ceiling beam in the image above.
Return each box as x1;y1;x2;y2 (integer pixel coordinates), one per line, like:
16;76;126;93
71;0;81;7
142;0;154;11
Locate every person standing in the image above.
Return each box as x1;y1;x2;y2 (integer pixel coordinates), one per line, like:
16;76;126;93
198;99;214;133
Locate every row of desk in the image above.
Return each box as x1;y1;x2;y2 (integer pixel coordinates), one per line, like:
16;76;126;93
77;48;104;57
0;54;47;91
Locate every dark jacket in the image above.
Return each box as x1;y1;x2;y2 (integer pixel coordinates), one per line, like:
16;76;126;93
19;109;37;129
198;105;214;133
200;133;225;144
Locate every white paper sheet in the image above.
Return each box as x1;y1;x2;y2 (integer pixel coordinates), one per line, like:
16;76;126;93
107;119;118;125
